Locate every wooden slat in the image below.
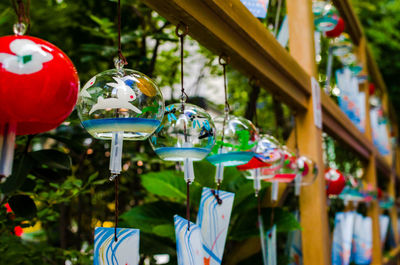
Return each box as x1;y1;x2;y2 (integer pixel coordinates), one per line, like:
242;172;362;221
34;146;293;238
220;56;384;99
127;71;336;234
322;92;373;159
142;0;310;110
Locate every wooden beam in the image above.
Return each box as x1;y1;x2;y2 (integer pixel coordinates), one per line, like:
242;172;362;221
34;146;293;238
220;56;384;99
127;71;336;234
142;0;310;110
287;1;331;265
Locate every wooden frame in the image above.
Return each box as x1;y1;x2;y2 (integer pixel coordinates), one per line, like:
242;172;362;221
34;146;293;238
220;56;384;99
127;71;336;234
141;0;398;264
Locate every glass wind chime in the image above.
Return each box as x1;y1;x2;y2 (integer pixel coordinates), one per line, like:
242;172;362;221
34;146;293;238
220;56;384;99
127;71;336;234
77;1;164;263
0;0;78;180
261;114;318;199
150;23;216;227
206;55;258;188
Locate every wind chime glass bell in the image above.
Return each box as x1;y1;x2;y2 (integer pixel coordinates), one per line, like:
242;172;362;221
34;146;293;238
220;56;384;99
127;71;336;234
237;134;284;198
207;115;258;167
77;61;165;177
150;102;216;180
313;1;340;32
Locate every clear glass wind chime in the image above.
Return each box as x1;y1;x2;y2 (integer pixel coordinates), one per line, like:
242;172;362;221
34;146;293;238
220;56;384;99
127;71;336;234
206;55;258;189
150;23;216;227
77;0;164;258
261;113;318;199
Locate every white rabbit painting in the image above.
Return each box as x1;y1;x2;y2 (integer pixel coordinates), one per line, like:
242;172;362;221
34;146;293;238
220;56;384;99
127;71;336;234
89;76;142;115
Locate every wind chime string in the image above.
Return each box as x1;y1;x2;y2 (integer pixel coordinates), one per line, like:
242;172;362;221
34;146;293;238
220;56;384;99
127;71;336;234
116;0;127;66
114;175;119;242
12;0;30;33
110;0;128;242
175;23;192;230
186;181;190;230
175;23;189;105
293;111;299;158
212;55;231;204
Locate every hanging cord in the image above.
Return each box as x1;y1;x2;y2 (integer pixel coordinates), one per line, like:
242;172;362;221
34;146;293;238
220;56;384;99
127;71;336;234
249;78;261;128
186;181;191;230
175;23;189;106
273;0;283;37
116;0;127;66
114;174;119;241
214;54;231;201
175;23;189;144
11;0;30;34
219;54;231;115
293;111;300;158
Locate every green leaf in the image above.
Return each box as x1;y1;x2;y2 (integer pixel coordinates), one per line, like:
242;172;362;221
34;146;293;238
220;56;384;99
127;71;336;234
0;155;34;194
8;195;37;219
121;201;185;239
30;167;69;182
30;150;72;170
153;224;175;238
140;170;186;200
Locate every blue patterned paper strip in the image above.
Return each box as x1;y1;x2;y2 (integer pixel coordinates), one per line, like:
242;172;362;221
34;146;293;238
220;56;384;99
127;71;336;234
197;187;235;265
241;0;269;18
174;215;204;265
94;227;140;265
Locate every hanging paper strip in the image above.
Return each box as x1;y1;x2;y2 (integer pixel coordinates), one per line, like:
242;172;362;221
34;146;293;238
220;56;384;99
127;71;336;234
197;187;235;265
94;227;140;265
331;212;355;265
380;215;390;247
241;0;269;18
286;212;302;265
266;224;277;265
175;215;204;265
351;213;372;264
277;15;289;48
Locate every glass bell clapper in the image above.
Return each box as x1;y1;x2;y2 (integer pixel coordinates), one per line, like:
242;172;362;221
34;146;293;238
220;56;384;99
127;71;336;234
206;115;258;186
77;59;165;179
0;123;16;180
150;102;216;183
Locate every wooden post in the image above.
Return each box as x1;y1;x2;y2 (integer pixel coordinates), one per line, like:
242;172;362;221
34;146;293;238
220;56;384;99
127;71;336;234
365;155;383;264
287;1;331;264
358;36;383;264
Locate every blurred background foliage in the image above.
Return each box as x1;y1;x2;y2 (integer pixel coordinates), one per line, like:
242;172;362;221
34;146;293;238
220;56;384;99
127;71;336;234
0;0;395;264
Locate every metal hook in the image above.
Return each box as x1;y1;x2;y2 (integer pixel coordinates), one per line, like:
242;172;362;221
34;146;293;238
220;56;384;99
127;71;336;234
175;22;189;37
219;54;231;66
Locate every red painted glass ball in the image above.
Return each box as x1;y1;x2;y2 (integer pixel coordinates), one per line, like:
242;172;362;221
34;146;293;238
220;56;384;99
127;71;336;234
0;35;79;135
325;168;346;195
325;17;345;38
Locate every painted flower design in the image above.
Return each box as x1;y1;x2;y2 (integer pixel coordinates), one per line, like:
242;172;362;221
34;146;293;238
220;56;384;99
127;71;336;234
0;39;53;75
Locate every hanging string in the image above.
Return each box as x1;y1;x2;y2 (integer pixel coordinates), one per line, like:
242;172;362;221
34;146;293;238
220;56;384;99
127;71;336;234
114;174;119;241
249;78;261;129
116;0;127;66
214;54;231;200
293;111;300;157
273;0;283;37
219;54;231;115
186;181;191;230
11;0;30;33
175;23;189;105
